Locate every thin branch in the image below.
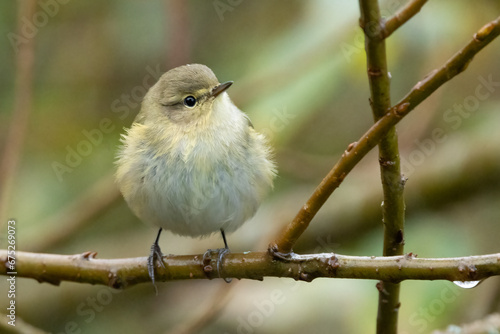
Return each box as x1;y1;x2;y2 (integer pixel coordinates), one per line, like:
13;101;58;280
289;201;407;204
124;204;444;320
165;0;191;68
0;313;48;334
0;0;37;225
393;16;500;114
2;250;500;288
383;0;428;38
271;15;500;256
359;0;405;331
30;174;121;252
165;228;273;334
297;140;500;251
432;313;500;334
166;283;235;334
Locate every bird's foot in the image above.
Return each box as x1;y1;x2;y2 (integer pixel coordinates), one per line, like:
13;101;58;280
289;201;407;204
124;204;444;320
217;247;232;283
148;229;165;295
203;247;232;283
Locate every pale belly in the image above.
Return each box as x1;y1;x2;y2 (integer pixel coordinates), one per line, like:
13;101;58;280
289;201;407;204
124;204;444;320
125;152;261;237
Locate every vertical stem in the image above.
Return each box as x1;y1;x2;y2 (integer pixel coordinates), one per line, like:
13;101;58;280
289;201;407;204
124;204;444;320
358;1;406;333
0;0;37;225
165;0;191;68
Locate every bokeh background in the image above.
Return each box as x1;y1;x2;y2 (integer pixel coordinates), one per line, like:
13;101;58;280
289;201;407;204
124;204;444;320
1;1;500;333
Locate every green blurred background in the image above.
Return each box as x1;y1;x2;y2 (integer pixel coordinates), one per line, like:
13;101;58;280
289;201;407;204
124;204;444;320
1;1;500;333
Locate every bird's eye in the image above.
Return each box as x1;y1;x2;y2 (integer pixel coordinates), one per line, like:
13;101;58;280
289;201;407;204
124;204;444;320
183;96;197;108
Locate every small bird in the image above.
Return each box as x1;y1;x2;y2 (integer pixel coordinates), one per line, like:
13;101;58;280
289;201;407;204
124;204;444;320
115;64;276;287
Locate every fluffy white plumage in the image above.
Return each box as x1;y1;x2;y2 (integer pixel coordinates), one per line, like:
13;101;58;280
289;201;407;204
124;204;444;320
116;64;275;237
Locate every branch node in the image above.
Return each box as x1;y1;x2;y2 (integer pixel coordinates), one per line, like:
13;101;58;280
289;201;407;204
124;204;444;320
268;243;294;261
299;272;314;282
395;102;410;116
202;251;215;279
379;158;396;167
344;142;357;155
376;281;389;295
368;68;383;77
474;22;496;41
404;252;416;260
109;275;124;290
468;265;478;279
400;175;408;186
80;251;98;260
327;255;340;274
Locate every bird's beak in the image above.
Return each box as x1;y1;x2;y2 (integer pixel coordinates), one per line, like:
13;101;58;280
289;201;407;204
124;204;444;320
211;81;233;98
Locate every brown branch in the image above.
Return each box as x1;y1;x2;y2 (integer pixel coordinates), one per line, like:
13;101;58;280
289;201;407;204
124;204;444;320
0;313;48;334
297;139;500;251
0;0;37;225
383;0;428;38
393;17;500;113
359;0;405;331
165;0;191;68
30;174;121;252
166;283;235;334
165;227;274;334
2;250;500;288
433;313;500;334
271;15;500;256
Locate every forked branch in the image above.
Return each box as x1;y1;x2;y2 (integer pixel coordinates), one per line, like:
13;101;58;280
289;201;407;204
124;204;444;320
271;15;500;256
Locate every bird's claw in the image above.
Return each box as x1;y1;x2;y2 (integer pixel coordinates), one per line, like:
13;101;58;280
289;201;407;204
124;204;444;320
203;248;232;283
147;241;165;295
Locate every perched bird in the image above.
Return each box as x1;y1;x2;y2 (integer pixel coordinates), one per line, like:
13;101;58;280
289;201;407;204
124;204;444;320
115;64;276;286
